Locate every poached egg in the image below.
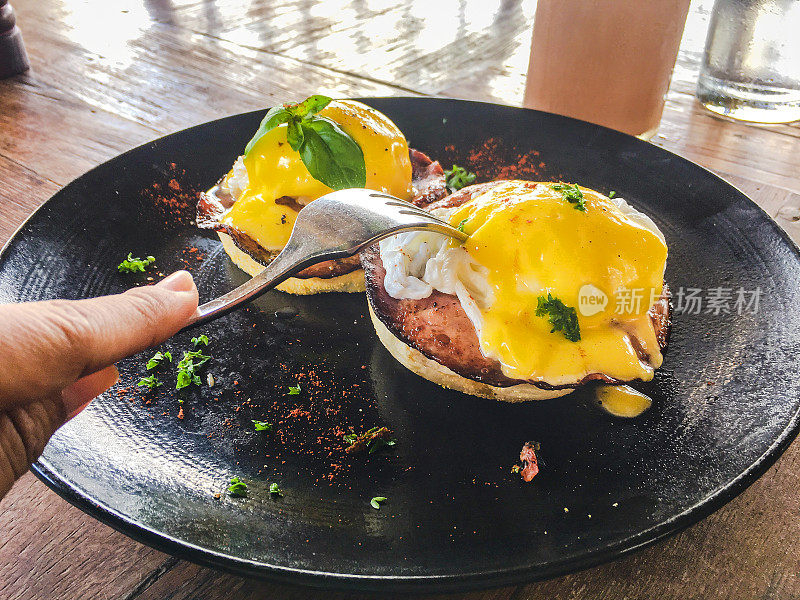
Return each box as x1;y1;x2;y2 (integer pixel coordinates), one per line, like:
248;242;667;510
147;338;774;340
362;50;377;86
221;100;414;253
379;180;668;387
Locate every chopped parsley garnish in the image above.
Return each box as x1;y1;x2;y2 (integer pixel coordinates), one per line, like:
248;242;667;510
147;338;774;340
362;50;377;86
444;164;477;192
608;190;617;199
252;420;273;432
368;437;396;454
287;385;301;395
192;334;209;347
269;483;284;497
146;350;172;370
228;476;248;497
457;218;468;233
535;293;581;342
176;350;212;390
176;370;196;390
179;350;211;369
137;374;163;390
551;183;586;211
344;426;396;455
117;253;156;273
370;496;387;510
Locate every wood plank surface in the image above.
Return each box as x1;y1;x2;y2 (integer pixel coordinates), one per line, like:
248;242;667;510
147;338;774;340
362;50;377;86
1;0;799;599
0;472;173;600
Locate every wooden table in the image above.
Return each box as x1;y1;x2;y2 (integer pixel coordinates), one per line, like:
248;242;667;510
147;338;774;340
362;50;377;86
1;1;799;598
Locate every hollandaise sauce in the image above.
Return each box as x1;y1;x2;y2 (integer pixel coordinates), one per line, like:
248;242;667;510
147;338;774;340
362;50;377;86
595;385;653;418
223;100;413;252
448;180;668;386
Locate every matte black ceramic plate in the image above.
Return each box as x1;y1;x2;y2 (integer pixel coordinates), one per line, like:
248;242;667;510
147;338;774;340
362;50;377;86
2;98;799;592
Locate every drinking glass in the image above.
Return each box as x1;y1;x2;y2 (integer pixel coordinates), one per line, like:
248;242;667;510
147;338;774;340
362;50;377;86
696;0;800;124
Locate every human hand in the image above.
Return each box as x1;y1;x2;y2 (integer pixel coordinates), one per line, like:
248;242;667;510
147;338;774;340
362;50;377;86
0;270;198;500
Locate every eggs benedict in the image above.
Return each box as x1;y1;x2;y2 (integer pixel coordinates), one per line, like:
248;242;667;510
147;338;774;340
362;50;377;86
362;180;671;401
197;96;447;294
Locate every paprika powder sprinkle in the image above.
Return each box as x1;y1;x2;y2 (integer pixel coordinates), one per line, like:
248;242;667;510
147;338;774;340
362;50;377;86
114;145;552;492
443;137;549;183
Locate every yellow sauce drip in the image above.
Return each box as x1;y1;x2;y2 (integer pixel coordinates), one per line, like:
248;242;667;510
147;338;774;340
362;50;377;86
448;180;667;385
596;385;653;418
224;100;413;251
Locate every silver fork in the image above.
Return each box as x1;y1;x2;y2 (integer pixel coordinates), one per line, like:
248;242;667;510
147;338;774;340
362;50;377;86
181;189;467;331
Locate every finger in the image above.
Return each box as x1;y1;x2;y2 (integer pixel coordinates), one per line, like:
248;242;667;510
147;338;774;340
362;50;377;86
0;270;198;410
0;396;63;499
61;365;120;420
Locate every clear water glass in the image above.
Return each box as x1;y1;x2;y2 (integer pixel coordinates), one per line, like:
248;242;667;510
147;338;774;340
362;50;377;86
696;0;800;123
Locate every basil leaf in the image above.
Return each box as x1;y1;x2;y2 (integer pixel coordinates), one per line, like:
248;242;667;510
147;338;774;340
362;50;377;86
298;118;366;190
286;119;304;151
291;94;332;119
243;106;291;156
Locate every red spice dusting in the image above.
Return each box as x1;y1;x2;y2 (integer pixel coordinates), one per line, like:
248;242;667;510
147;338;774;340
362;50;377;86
121;146;560;491
238;362;396;485
287;407;307;418
117;356;397;486
177;245;207;269
142;163;203;227
443;137;548;182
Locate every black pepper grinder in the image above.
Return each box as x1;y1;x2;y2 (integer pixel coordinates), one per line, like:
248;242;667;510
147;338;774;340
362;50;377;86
0;0;30;79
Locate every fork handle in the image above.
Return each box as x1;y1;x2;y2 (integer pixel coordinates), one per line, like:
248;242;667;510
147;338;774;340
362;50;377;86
179;243;318;333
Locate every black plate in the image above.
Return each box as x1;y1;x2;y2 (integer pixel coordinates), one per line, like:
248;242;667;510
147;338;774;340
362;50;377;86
2;98;799;593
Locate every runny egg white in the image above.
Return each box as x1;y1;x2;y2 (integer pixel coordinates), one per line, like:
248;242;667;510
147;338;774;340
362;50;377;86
379;180;668;387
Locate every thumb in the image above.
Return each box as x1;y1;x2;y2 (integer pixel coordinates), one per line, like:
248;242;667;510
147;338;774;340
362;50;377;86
61;365;121;419
0;270;199;412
